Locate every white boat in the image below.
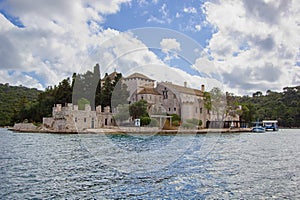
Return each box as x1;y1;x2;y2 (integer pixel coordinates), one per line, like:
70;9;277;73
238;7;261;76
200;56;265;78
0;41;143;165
252;121;265;133
262;120;279;131
252;126;266;133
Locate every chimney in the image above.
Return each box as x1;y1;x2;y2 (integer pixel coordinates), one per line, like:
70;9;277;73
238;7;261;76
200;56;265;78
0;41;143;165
184;81;187;87
201;84;205;92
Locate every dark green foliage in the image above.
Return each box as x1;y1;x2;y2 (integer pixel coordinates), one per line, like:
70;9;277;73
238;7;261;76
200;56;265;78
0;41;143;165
182;122;195;129
97;71;127;111
73;64;100;110
114;104;130;122
234;86;300;127
111;80;129;108
140;116;151;126
183;118;202;129
169;114;181;122
1;70;299;128
0;64;130;126
0;83;41;126
78;98;90;110
129;100;149;119
172;120;180;126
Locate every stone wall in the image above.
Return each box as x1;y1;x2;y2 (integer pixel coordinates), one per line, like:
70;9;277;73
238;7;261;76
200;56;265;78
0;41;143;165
42;104;114;132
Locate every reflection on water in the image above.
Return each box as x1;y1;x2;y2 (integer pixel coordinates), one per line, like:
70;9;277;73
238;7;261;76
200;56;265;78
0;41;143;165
0;128;299;199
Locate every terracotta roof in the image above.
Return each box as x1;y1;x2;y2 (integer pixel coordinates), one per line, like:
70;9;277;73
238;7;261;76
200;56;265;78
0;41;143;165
138;87;161;95
159;82;204;96
125;73;154;81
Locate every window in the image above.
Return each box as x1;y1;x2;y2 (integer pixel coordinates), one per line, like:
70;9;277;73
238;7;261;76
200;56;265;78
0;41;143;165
169;108;171;111
75;117;77;122
163;88;168;99
174;107;176;111
200;107;203;114
84;118;86;123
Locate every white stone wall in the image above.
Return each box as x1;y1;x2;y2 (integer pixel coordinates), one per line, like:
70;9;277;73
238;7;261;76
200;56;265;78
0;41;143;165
43;104;114;132
124;78;154;99
156;84;181;115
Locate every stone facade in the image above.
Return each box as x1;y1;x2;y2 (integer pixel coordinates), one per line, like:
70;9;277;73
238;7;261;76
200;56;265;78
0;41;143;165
123;73;155;100
124;73;241;128
43;103;114;132
42;72;241;131
123;72;207;127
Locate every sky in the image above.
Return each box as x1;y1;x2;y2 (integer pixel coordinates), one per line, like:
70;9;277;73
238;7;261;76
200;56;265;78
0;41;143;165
0;0;299;95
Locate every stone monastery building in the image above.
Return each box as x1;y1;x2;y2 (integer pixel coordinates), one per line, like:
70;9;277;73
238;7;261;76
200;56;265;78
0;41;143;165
43;72;239;132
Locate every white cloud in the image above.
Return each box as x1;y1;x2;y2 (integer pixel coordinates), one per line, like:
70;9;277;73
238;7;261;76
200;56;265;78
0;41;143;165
183;7;197;14
0;0;131;89
148;3;172;24
0;13;15;31
160;38;181;54
203;0;300;94
85;31;219;92
160;38;181;62
195;24;201;31
147;15;165;24
0;70;44;90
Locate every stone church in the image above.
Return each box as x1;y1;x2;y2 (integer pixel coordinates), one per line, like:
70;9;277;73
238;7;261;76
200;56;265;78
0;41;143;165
43;71;240;131
125;73;209;127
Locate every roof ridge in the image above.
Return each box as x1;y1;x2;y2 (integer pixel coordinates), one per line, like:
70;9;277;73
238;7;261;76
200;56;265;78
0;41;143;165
125;73;154;81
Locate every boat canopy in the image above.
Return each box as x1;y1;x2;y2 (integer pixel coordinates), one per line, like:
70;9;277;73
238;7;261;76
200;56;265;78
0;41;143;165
262;120;278;123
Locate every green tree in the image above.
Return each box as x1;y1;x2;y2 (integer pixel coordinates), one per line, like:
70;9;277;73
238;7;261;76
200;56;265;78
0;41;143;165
114;104;130;122
111;80;129;108
140;116;151;126
129;100;148;119
73;64;100;110
78;98;90;110
100;76;114;108
209;87;227;121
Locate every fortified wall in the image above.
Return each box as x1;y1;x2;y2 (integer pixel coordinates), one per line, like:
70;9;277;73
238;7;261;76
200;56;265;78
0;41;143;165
43;103;114;132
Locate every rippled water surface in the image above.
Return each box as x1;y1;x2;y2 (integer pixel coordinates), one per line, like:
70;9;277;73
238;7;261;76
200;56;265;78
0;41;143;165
0;128;299;199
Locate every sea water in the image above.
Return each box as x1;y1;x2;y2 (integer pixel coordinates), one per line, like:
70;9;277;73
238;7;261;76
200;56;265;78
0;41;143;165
0;128;299;199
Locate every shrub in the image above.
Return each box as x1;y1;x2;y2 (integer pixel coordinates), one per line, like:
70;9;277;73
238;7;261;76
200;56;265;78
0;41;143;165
169;114;181;122
172;120;180;126
198;120;203;127
182;122;195;129
184;118;203;129
186;118;199;125
140;116;151;126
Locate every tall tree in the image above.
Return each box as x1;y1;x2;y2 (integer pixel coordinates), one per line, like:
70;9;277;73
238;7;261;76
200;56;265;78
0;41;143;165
129;100;148;119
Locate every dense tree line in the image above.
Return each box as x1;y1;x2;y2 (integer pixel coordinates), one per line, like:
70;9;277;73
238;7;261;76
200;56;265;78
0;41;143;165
0;67;299;128
0;83;41;126
232;86;300;127
0;64;128;126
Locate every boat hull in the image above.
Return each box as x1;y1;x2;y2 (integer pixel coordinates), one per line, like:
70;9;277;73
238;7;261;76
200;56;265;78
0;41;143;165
252;127;265;133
